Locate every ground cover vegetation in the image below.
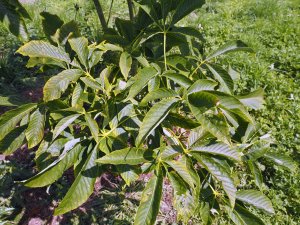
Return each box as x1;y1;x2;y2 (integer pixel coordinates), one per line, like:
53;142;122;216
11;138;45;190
0;0;299;224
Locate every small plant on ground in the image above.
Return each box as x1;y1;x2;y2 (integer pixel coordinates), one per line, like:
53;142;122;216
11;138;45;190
0;0;297;224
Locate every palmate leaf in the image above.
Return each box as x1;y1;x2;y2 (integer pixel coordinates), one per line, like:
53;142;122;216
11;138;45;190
117;165;140;185
0;103;37;141
0;125;26;155
225;204;265;225
193;154;236;207
236;190;274;214
140;88;179;106
187;79;218;94
43;69;83;102
206;40;254;61
166;113;200;129
135;98;179;147
168;171;198;223
54;144;99;215
69;37;89;69
126;66;158;100
248;161;263;190
17;41;71;63
25;108;46;148
71;82;84;107
190;143;242;161
53;114;81;139
96;147;153;165
80;77;103;91
119;51;132;80
23;143;84;187
134;167;163;225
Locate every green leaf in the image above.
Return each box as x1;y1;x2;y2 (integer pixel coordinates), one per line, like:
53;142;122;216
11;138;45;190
187;79;218;94
54;144;98;215
158;145;183;160
237;88;265;110
165;155;200;190
236;190;274;214
140;88;179;106
0;125;26;155
71;82;84;107
53;114;81;139
248;161;263;190
40;12;64;44
136;98;179;147
17;41;71;63
80;77;103;91
264;152;297;172
25;108;46;148
69;37;89;69
206;64;234;94
23;144;84;187
117;165;140;185
166;112;200;129
188;91;219;111
119;51;132;80
85;113;99;142
171;0;205;25
54;20;80;45
43;69;83;102
162;72;193;88
190;143;241;161
225;204;265;225
0;0;29;40
168;171;198;223
206;40;254;61
0;95;26;106
126;67;158;100
195;114;231;145
134;167;163;225
96;147;152;165
0;103;36;141
194;154;236;207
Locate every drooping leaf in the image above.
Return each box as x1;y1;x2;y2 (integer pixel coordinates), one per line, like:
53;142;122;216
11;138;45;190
43;69;82;102
119;51;132;80
190;143;241;161
96;147;152;165
237;88;265;110
54;20;80;45
53;114;81;139
126;67;158;100
23;144;84;187
0;125;26;155
17;41;71;63
136;98;179;147
54;145;99;215
236;190;274;214
193;154;236;207
134;167;163;225
0;103;36;141
206;40;254;61
25;108;46;148
140;88;179;106
264;152;297;172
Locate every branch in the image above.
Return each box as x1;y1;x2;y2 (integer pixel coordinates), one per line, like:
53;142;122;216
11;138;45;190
127;0;134;21
92;0;107;30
